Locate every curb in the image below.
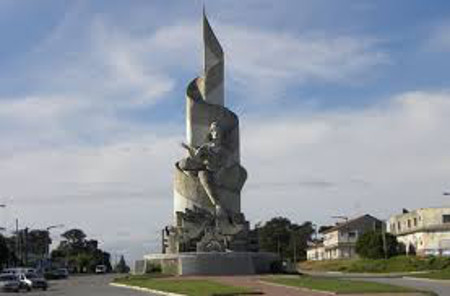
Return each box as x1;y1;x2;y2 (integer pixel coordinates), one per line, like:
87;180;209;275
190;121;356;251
403;276;450;285
110;283;186;296
257;280;336;295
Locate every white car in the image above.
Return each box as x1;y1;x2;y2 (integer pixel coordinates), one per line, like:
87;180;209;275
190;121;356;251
18;273;48;291
95;265;107;274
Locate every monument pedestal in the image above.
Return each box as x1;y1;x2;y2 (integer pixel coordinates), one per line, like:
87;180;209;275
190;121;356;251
141;252;280;276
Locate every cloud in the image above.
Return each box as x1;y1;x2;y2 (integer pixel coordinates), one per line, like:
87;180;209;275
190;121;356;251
217;25;389;100
2;89;450;262
425;21;450;52
241;90;450;223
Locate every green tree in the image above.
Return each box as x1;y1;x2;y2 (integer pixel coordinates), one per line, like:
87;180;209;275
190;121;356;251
258;217;314;262
28;229;51;257
61;229;86;250
114;255;130;273
0;234;9;268
52;228;111;273
356;230;400;259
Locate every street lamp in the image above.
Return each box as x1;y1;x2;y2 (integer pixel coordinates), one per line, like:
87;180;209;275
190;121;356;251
0;204;6;232
45;224;64;259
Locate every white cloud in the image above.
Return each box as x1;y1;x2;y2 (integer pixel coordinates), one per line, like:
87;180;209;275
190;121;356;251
218;25;388;99
241;90;450;224
426;21;450;52
2;90;450;262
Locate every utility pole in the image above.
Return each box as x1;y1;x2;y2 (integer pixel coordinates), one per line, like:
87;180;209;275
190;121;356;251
293;233;297;264
381;221;388;259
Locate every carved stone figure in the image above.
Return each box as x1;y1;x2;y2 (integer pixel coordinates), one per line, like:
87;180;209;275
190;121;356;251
166;11;251;254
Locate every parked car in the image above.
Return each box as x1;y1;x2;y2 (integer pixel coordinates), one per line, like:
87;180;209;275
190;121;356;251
0;274;21;292
95;265;107;274
3;267;37;275
57;268;69;279
18;272;48;291
44;268;69;280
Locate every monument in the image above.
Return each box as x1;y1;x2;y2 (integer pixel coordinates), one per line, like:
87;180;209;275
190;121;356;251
141;11;279;276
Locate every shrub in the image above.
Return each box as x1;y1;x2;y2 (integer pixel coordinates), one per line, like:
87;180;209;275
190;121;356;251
356;231;400;259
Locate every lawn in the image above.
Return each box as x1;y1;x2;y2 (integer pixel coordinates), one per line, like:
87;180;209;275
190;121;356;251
262;275;432;295
410;269;450;280
114;275;255;296
299;256;450;273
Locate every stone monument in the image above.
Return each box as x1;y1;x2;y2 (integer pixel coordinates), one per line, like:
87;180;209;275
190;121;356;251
141;11;279;276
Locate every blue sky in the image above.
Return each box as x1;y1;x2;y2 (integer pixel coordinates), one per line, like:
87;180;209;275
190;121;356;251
0;0;450;262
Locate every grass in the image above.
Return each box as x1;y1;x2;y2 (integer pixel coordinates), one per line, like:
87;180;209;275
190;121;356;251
409;269;450;280
263;275;432;294
114;274;256;296
299;255;450;273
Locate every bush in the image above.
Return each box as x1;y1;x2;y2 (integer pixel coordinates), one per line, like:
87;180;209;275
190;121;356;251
356;231;400;259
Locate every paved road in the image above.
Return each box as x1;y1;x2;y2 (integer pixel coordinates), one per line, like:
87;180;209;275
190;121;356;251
0;274;157;296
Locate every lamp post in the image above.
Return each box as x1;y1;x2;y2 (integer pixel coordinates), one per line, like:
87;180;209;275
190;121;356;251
0;204;6;233
45;224;64;259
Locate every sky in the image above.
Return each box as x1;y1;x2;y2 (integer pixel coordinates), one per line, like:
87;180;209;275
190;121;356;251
0;0;450;263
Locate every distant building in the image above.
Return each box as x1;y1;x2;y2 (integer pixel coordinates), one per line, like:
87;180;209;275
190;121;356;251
387;207;450;256
307;214;383;261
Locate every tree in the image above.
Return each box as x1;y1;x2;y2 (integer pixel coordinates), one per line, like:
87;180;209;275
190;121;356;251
28;230;51;257
0;234;9;268
356;230;400;259
52;228;111;273
61;229;86;250
258;217;314;262
115;255;130;273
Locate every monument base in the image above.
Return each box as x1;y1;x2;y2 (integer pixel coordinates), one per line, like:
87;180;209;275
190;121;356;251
136;252;280;276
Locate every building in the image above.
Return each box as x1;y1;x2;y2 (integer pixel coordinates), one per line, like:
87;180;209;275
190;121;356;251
307;214;383;261
387;207;450;256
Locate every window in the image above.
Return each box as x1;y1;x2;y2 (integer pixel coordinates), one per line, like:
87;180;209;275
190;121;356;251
348;231;357;238
443;215;450;224
414;218;418;227
408;219;411;228
398;221;401;231
391;223;396;232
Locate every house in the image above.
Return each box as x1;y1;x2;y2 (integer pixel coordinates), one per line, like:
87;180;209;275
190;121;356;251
307;214;383;260
387;207;450;256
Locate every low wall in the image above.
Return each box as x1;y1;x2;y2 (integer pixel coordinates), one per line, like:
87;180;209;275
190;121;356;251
141;252;279;276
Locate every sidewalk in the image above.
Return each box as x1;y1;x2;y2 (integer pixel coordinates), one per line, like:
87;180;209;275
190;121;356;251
299;269;430;279
182;276;426;296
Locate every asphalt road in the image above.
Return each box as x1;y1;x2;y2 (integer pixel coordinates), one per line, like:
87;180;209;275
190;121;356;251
0;274;157;296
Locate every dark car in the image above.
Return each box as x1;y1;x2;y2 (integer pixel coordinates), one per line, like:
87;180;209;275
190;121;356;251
18;272;48;291
0;274;21;292
56;268;69;279
45;268;69;280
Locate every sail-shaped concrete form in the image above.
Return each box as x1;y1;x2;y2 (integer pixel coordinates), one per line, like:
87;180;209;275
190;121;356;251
140;11;279;276
202;10;224;106
179;12;245;221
